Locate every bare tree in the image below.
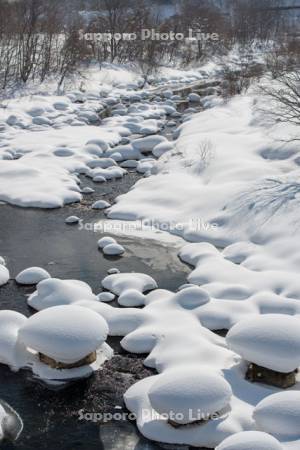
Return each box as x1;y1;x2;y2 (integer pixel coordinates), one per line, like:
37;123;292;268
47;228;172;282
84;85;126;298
260;72;300;128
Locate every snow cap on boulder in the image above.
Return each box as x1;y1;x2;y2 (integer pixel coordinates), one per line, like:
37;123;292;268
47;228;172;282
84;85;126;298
0;265;9;287
226;314;300;373
148;368;232;424
0;310;27;368
132;136;167;153
103;243;125;256
98;237;116;249
19;305;109;364
216;431;283;450
254;391;300;437
16;267;50;285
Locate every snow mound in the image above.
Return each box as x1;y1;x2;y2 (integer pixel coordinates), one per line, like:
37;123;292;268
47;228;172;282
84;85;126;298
102;273;157;296
118;289;146;307
97;292;115;303
103;243;125;256
188;93;201;103
81;187;94;194
86;138;109;152
173;286;210;309
0;265;9;286
91;200;111;210
226;315;300;373
153;141;174;158
65;215;80;224
148;368;232;424
0;310;27;369
0;403;8;441
27;278;96;310
98;237;116;249
254;391;300;437
0;161;81;208
16;267;50;285
216;431;283;450
132;136;167;154
19;305;109;364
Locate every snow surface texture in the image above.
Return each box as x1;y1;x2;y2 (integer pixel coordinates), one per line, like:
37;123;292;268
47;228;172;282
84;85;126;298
0;306;112;383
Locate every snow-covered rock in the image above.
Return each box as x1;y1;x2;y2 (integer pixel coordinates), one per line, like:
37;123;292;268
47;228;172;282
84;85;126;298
87;158;117;169
118;289;146;307
27;106;45;117
83;144;104;157
107;268;120;275
16;267;50;285
188;93;201;103
173;286;210;309
81;187;95;194
27;278;96;310
65;215;80;224
102;273;157;296
86;138;109;152
132;136;167;154
32;116;52;126
152;141;174;158
120;160;138;169
216;431;283;450
0;310;27;369
106;144;141;161
148;368;232;424
254;391;300;437
136;159;156;174
0;160;82;209
91;200;111;210
161;105;177;116
98;237;116;249
0;400;23;442
93;175;106;183
103;243;125;256
53;101;70;111
0;264;9;286
226;315;300;373
19;305;109;364
97;292;115;303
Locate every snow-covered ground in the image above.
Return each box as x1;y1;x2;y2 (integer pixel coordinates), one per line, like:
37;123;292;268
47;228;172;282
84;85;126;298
1;62;300;448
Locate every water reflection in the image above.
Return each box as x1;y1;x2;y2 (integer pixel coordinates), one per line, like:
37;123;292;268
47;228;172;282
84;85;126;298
99;422;162;450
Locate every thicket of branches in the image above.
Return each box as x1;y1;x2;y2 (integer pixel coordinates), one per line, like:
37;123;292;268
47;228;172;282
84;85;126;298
0;0;298;92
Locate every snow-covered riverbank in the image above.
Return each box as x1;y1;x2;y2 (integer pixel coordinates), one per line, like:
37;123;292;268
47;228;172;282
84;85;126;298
0;64;300;449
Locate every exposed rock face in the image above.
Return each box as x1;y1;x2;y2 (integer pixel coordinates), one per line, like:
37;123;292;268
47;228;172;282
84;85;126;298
39;351;97;370
246;363;296;388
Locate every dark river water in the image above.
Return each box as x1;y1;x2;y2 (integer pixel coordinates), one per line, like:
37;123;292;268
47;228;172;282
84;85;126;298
0;172;190;450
